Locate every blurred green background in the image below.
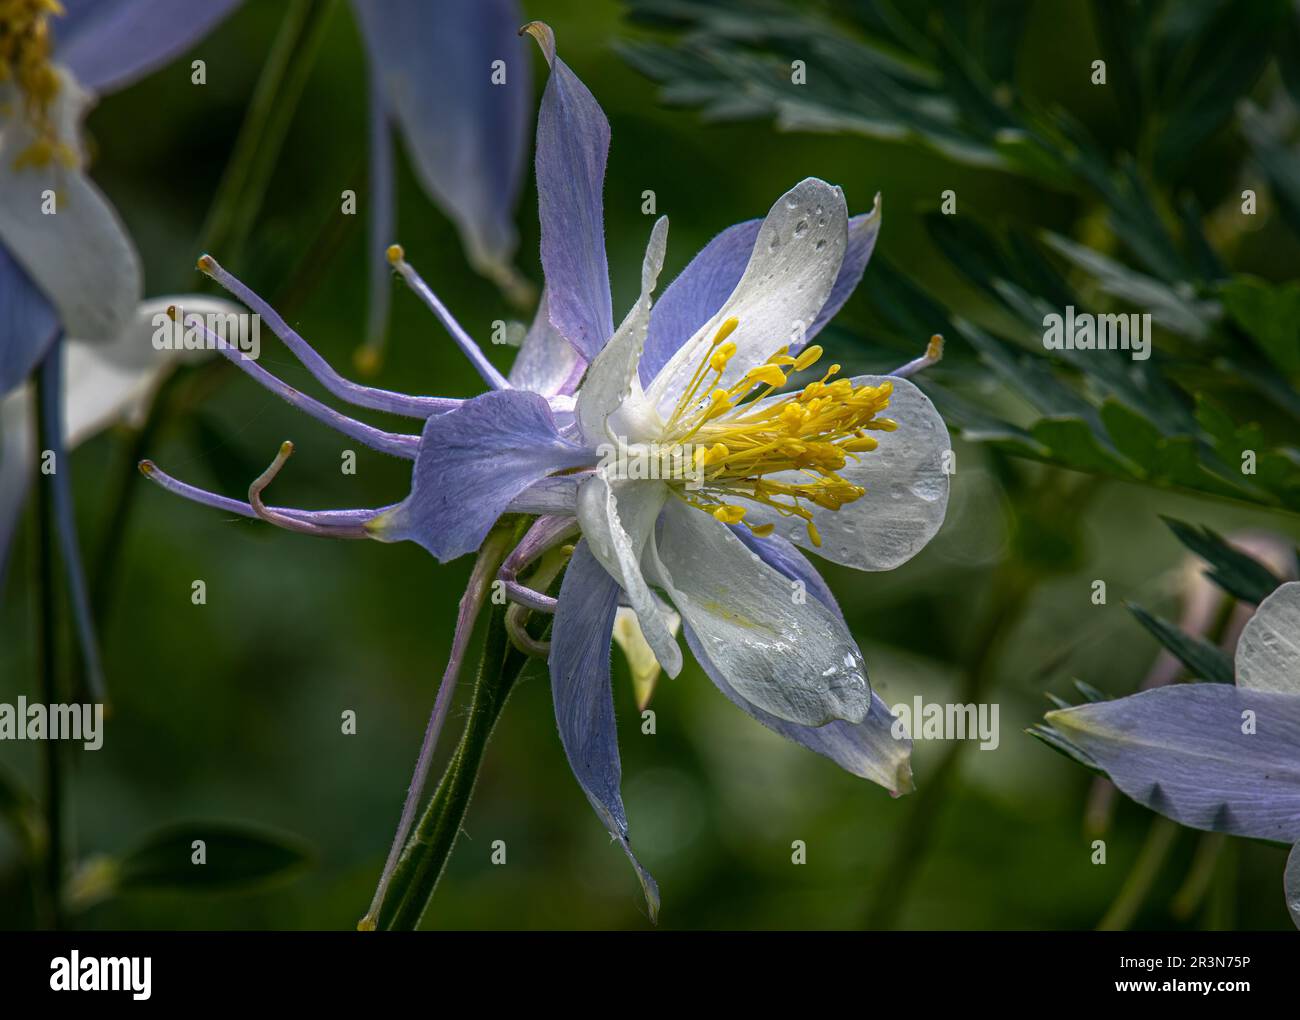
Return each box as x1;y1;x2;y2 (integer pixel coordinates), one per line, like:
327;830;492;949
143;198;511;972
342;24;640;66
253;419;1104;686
2;0;1297;930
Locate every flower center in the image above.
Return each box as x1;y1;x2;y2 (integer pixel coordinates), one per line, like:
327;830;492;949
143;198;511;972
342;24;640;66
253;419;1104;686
659;317;896;546
0;0;72;169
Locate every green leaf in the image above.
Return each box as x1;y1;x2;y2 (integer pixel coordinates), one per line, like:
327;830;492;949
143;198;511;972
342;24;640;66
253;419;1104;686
114;822;311;893
1160;517;1286;605
1148;0;1282;178
1241;102;1300;239
1219;275;1300;376
1127;603;1235;684
1027;723;1103;774
1041;232;1215;340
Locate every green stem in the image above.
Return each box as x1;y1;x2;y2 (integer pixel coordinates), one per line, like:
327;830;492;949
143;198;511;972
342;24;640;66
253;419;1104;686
198;0;337;263
33;357;63;930
861;561;1032;929
378;605;542;931
1171;832;1227;921
1097;817;1180;931
91;2;340;631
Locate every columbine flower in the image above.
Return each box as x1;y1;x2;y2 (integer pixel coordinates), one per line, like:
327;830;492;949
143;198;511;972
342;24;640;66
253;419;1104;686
0;0;242;391
0;0;242;695
1042;581;1300;929
351;0;533;368
142;22;951;918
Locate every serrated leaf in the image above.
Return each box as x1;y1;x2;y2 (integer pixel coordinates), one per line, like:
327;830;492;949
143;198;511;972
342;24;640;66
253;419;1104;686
1027;724;1103;774
1073;680;1109;704
1219;276;1300;376
1161;517;1286;605
1041;232;1215;340
1127;603;1235;684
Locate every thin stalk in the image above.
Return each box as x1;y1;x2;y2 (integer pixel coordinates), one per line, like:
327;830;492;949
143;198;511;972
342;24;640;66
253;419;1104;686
861;562;1032;929
1171;832;1227;921
91;2;340;630
358;528;515;929
198;0;337;263
1097;817;1180;931
377;605;535;930
33;355;63;929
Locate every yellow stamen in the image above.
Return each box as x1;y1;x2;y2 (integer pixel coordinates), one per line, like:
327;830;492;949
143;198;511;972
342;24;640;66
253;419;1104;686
658;320;897;542
712;316;739;346
793;344;823;371
743;364;787;389
1;0;70;168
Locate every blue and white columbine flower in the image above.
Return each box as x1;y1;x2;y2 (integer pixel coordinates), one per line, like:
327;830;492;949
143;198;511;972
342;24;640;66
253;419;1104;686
1044;581;1300;928
0;0;242;694
144;23;950;918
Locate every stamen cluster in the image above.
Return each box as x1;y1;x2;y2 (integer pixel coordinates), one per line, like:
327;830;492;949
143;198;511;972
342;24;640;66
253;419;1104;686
660;318;897;546
0;0;72;169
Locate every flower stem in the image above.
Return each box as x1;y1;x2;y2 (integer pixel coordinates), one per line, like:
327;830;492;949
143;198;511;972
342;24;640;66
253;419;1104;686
33;354;63;929
359;527;516;928
1097;817;1180;931
91;1;338;631
376;595;552;931
198;0;338;264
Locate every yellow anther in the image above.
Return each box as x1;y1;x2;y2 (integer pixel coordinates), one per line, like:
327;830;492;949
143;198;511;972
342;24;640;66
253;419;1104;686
711;316;740;346
780;403;807;432
196;254;215;273
386;244;405;264
709;341;737;373
743;364;787;389
2;0;67;168
748;523;776;538
793;345;823;371
662;333;898;537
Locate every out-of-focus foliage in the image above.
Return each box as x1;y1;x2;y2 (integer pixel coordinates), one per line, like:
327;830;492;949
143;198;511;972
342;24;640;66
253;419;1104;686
622;0;1300;512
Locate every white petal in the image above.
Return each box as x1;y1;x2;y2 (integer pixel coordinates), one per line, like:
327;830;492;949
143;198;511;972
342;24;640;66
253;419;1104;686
612;605;681;710
507;287;584;397
575;216;669;445
575;471;682;678
734;375;949;570
64;296;239;446
1236;581;1300;695
0;70;141;345
646;178;847;419
645;497;871;727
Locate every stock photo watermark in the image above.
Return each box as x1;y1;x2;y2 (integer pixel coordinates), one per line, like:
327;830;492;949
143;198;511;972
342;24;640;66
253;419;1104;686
596;439;706;489
890;697;1000;750
151;307;262;361
0;698;104;750
1042;306;1151;361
